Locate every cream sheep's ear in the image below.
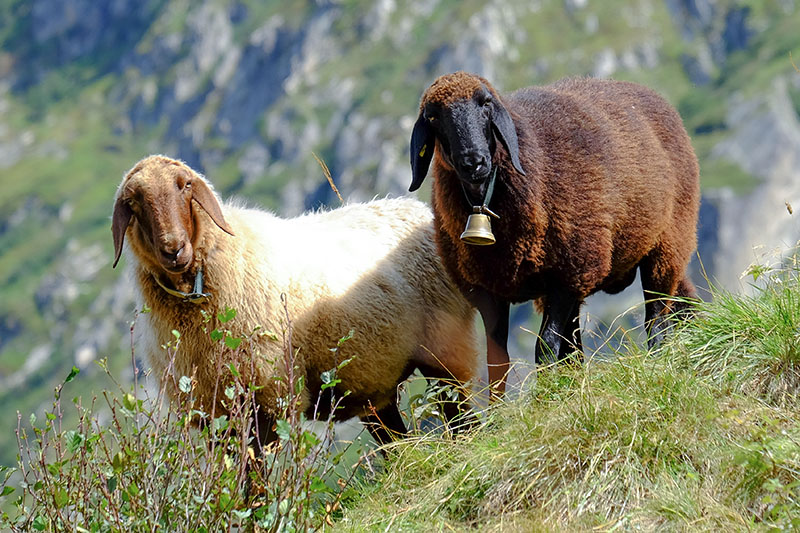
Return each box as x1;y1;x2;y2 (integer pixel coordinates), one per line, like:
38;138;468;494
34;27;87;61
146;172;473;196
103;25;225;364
191;179;235;236
409;113;435;192
111;196;133;269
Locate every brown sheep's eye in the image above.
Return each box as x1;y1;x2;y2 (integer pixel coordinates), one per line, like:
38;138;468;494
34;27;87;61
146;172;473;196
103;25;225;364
428;116;435;122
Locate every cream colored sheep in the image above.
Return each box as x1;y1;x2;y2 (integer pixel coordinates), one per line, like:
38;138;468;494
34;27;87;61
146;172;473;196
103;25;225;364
111;155;478;443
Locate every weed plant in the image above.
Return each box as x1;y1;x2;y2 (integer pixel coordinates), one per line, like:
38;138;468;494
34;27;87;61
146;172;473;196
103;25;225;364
0;302;373;532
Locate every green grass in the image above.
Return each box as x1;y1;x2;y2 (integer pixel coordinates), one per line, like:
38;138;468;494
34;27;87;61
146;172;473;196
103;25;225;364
674;267;800;407
336;270;800;531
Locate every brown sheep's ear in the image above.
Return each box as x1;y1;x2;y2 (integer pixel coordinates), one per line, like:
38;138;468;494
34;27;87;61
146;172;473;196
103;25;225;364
490;102;525;175
111;197;133;269
409;113;435;192
191;179;235;236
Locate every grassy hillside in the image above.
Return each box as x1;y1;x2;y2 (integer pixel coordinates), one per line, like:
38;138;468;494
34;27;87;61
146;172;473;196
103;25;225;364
2;264;799;530
336;268;800;531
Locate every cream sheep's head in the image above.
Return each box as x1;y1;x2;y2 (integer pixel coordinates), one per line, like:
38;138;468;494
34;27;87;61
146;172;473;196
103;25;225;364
111;155;234;273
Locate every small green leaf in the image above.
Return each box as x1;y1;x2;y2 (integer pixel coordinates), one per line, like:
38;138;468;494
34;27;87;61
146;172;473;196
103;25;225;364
228;363;240;378
310;476;328;493
64;366;80;384
54;488;69;508
224;336;242;350
224;385;235;400
320;370;340;390
112;451;126;472
219;491;232;511
218;307;237;323
45;413;56;421
210;329;224;342
29;413;36;427
1;486;14;497
178;376;193;394
171;329;181;340
302;430;320;447
275;420;291;441
65;430;85;454
337;330;354;346
212;416;228;433
107;476;117;493
122;393;136;411
232;509;252;520
32;515;47;531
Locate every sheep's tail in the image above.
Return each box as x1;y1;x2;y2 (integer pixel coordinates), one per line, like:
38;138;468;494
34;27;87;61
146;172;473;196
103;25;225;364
675;276;697;300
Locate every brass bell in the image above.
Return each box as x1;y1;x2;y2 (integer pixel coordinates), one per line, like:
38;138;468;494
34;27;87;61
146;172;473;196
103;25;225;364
460;212;496;245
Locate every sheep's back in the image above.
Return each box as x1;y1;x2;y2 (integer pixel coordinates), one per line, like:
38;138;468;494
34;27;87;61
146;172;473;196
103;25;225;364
224;197;471;417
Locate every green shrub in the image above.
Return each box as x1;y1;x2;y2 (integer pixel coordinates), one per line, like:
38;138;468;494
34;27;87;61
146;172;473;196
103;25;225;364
0;305;373;532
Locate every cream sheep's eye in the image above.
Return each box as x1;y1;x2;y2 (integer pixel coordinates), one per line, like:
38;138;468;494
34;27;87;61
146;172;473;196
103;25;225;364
428;116;435;122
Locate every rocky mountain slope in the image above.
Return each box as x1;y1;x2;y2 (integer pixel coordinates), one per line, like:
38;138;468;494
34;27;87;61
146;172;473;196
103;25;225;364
1;0;799;464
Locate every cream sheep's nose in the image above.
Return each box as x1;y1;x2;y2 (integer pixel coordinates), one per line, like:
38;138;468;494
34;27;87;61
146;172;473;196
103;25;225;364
160;243;185;263
158;239;192;271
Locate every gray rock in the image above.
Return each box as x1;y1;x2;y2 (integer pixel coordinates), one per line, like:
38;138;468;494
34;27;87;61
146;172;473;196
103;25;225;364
709;77;800;290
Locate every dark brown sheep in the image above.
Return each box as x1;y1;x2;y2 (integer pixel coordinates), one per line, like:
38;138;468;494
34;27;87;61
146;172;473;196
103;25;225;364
409;72;700;394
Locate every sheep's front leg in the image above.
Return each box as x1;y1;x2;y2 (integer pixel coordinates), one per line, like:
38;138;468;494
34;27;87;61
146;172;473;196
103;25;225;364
535;292;583;365
468;289;510;400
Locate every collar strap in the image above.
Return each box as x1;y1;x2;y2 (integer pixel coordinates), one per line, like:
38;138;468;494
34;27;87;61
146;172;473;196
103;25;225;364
153;265;210;304
460;167;500;219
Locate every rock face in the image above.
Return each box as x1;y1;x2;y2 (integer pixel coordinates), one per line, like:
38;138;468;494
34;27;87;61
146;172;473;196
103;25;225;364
664;0;752;84
707;77;800;290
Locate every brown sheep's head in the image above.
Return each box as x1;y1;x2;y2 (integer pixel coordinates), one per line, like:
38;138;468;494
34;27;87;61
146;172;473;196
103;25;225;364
409;71;524;193
111;155;234;273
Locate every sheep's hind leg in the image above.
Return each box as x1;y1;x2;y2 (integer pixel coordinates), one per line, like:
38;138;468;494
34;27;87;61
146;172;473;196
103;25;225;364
361;403;407;445
640;250;695;349
535;291;583;366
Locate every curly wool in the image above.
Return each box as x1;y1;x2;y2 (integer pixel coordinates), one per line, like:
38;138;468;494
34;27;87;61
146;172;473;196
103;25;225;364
421;71;496;110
